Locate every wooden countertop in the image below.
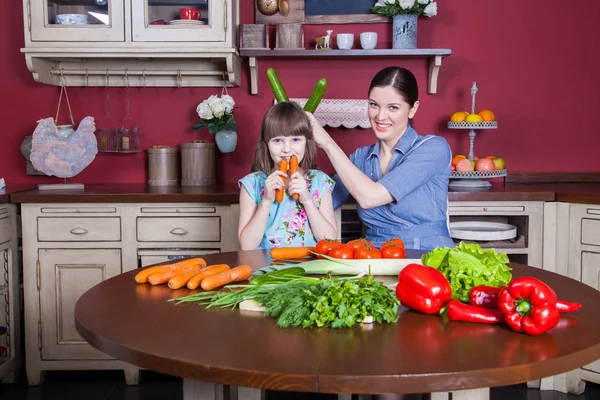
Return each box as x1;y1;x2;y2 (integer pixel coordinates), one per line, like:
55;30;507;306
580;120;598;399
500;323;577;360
8;182;600;205
1;184;38;204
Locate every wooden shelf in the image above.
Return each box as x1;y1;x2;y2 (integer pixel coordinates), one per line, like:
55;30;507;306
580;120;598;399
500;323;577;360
239;48;452;95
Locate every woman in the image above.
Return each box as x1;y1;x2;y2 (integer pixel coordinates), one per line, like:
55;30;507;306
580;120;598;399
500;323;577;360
306;66;454;250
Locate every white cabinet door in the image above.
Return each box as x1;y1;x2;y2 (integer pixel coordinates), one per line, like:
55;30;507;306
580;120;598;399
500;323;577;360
581;250;600;374
39;248;121;360
131;0;226;42
29;0;126;42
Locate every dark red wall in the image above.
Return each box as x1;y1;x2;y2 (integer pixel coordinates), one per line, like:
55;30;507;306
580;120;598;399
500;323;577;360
2;2;599;185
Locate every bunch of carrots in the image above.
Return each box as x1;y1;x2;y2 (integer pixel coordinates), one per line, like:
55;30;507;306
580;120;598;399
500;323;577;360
134;257;253;291
275;155;299;203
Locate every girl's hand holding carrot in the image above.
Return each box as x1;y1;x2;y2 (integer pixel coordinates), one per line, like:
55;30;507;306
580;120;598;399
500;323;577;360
287;171;310;204
263;168;287;204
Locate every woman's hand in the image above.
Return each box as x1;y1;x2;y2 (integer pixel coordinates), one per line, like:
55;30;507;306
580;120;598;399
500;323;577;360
263;170;286;203
287;172;311;204
305;111;334;149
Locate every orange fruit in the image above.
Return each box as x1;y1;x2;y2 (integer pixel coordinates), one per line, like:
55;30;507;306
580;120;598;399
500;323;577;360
451;154;467;167
478;110;496;122
450;111;469;123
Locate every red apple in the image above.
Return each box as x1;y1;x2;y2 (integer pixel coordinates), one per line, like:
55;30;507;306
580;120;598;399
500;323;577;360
475;158;495;171
456;158;474;172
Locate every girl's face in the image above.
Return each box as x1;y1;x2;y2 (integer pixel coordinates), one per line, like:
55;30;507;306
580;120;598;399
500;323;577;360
268;135;306;168
368;85;419;142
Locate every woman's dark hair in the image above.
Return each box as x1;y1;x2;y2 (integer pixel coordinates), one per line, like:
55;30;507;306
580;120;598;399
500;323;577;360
251;101;318;174
368;66;419;107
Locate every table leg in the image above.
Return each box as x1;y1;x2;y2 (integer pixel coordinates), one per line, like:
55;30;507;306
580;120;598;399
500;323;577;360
428;393;449;400
183;379;225;400
449;388;489;400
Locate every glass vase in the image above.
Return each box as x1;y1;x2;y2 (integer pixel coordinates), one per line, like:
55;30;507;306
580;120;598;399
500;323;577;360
215;130;237;153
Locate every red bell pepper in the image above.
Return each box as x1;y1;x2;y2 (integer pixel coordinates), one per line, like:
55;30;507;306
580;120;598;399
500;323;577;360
470;285;581;313
446;299;505;324
396;264;452;315
498;277;560;335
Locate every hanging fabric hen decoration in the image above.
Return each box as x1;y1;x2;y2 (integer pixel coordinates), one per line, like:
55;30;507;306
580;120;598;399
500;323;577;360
30;117;98;179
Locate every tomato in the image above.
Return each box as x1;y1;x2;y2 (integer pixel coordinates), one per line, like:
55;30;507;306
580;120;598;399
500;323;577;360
381;244;406;259
354;245;381;259
382;237;405;249
328;244;354;259
315;239;341;256
346;238;373;251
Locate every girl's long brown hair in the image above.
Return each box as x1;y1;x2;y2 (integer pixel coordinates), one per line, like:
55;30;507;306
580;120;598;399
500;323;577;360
251;102;318;173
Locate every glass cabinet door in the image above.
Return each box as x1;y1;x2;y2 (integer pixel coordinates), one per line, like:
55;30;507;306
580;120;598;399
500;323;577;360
30;0;125;42
131;0;226;42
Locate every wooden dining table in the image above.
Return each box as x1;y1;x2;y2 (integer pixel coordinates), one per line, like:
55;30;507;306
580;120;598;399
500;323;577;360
75;250;600;400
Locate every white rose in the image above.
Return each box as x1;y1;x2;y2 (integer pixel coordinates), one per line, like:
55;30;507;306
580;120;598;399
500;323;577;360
399;0;415;9
211;102;225;119
384;0;395;5
221;95;235;114
423;1;437;16
197;101;213;120
417;0;430;4
206;95;221;109
374;0;386;6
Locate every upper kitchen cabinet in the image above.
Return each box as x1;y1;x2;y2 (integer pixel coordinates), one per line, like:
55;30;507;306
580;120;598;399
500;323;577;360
21;0;241;87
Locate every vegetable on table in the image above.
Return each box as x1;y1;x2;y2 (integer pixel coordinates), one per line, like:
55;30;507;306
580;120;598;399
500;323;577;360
148;264;204;285
446;299;505;324
354;242;381;259
289;155;299;200
269;246;315;260
200;265;254;291
328;243;354;259
421;242;512;303
134;257;206;283
396;263;452;315
498;277;560;335
186;264;231;290
346;238;373;251
380;244;406;259
303;78;327;113
168;270;201;290
275;159;288;203
470;284;582;313
381;237;405;249
266;68;289;103
315;239;342;257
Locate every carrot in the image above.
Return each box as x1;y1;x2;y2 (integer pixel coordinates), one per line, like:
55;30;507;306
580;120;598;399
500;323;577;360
269;247;315;260
148;264;203;285
135;266;170;283
289;155;299;200
168;270;201;290
275;159;288;203
200;265;254;291
186;264;231;290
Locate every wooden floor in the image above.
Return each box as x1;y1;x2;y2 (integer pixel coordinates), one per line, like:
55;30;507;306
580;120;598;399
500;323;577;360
0;370;598;400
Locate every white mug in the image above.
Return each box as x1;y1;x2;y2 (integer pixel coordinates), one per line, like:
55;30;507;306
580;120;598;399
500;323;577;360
360;32;378;50
336;33;354;50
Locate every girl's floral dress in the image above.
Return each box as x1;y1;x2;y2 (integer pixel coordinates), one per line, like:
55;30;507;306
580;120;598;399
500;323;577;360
238;170;335;249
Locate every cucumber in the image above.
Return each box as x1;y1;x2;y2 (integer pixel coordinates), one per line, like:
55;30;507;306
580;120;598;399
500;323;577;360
266;68;289;103
303;78;327;113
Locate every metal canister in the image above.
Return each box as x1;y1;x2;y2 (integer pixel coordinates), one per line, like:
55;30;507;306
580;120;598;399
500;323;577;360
147;146;178;186
180;141;216;186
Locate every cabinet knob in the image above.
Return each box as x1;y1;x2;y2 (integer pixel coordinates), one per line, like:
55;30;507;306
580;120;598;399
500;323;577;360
69;227;89;235
170;228;189;235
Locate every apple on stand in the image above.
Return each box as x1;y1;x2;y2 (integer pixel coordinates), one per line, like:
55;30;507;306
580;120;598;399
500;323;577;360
492;157;506;170
475;158;495;171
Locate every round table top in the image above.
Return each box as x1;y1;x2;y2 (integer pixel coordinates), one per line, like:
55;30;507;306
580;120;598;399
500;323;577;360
75;250;600;395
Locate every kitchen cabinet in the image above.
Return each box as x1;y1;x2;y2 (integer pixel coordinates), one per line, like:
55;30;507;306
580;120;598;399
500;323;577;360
20;202;239;386
0;204;21;383
21;0;241;87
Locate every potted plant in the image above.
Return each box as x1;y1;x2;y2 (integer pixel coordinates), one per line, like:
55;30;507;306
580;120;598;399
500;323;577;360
193;94;238;153
371;0;438;49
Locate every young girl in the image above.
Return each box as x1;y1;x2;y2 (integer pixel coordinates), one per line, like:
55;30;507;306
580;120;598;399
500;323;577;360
238;101;337;250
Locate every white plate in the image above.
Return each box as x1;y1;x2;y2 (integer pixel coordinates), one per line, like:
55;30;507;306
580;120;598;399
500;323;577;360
168;20;205;25
449;221;517;241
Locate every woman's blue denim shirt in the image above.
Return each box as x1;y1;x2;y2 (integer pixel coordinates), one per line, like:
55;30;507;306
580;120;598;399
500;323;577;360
332;126;454;250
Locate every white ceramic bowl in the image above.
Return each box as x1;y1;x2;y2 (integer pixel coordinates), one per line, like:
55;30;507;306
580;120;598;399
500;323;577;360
360;32;378;50
55;14;89;25
336;33;354;50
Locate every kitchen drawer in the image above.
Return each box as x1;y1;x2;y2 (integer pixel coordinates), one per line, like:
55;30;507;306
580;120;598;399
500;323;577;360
582;218;600;246
0;216;10;244
137;217;221;242
448;206;525;214
140;207;216;214
37;217;121;242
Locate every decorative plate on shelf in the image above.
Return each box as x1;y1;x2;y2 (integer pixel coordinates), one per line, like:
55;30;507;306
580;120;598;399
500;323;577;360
450;169;507;179
168;20;205;25
448;121;497;129
449;221;517;241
